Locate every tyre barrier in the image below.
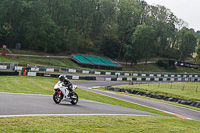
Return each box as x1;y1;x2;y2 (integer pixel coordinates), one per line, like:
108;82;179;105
0;71;19;76
105;86;200;108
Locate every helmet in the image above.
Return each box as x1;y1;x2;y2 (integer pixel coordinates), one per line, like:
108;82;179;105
59;75;65;82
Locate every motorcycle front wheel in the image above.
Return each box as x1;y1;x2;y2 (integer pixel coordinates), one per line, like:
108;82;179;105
53;92;63;104
71;92;78;105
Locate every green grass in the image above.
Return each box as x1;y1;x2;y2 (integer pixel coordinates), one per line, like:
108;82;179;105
121;63;162;72
121;63;200;73
0;56;19;63
11;49;71;56
0;76;57;94
113;83;200;102
0;115;200;133
17;56;80;68
0;56;80;68
11;49;47;55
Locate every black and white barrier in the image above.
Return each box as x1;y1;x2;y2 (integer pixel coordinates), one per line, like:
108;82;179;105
26;72;96;80
106;86;200;108
28;67;200;78
105;77;200;82
1;65;200;78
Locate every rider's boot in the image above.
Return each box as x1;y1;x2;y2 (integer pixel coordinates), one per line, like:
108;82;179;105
69;91;76;99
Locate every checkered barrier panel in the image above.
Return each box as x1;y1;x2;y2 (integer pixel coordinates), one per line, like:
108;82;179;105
1;66;200;78
31;73;96;80
30;67;200;77
105;77;200;82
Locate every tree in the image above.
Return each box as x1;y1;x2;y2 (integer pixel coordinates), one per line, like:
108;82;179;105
178;28;197;61
124;24;156;65
117;0;145;60
147;5;178;57
195;32;200;64
196;46;200;64
0;0;197;63
0;23;12;44
100;35;121;59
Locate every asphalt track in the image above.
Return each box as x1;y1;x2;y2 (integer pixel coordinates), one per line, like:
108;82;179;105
0;92;159;117
1;80;200;121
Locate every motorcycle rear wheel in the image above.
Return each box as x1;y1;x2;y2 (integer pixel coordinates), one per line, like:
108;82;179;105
71;92;78;105
53;92;63;104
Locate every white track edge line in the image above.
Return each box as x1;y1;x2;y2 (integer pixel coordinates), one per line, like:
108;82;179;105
0;114;153;118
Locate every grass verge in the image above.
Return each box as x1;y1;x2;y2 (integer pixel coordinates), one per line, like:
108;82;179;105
0;115;200;133
112;83;200;102
0;56;80;68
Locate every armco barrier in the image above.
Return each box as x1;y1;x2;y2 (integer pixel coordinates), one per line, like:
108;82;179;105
106;86;200;108
0;65;7;69
35;73;96;80
27;67;200;78
0;71;19;76
80;76;96;80
105;77;200;82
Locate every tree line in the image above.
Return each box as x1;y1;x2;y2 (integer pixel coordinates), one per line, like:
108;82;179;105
0;0;199;64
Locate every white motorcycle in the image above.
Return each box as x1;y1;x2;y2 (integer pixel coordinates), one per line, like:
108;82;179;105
53;81;78;105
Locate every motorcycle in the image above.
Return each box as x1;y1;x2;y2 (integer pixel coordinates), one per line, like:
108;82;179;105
53;81;78;105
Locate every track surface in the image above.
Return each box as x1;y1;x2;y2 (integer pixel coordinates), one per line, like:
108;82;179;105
0;92;159;117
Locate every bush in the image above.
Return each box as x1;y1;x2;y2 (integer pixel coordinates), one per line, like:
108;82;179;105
156;60;169;69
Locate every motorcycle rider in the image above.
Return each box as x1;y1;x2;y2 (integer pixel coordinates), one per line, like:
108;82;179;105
59;75;73;96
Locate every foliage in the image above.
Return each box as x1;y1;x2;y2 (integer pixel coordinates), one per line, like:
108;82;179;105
0;0;198;63
179;28;197;60
100;35;121;59
156;60;169;69
124;25;156;65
